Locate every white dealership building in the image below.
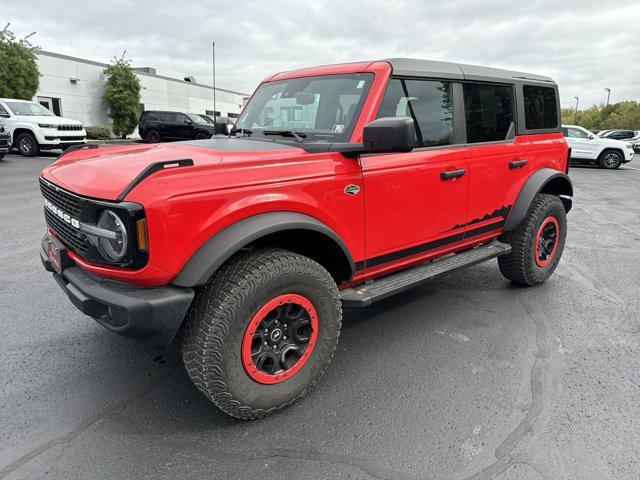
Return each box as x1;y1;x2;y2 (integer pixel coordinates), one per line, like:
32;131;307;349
32;49;249;130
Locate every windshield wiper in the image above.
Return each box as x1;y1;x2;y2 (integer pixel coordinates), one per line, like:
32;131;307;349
261;130;307;143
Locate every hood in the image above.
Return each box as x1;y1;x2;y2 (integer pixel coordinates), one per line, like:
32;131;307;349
600;136;631;147
18;115;84;126
40;138;302;201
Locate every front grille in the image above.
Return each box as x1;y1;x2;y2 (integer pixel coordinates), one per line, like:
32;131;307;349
44;209;89;255
40;178;82;217
39;178;89;256
57;124;83;131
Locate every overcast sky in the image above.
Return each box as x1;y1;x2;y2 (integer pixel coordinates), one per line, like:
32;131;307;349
4;0;640;108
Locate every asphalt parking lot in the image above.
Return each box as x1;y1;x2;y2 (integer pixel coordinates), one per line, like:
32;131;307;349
1;151;639;480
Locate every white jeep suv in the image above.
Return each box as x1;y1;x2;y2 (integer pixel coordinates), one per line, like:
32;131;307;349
0;99;86;157
563;124;634;169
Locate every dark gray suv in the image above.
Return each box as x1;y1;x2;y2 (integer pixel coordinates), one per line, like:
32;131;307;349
138;111;218;142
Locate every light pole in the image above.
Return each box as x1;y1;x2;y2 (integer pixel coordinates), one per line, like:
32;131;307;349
605;88;611;107
212;41;217;117
574;96;579;125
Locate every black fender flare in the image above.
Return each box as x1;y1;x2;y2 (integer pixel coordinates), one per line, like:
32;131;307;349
504;168;573;232
171;211;355;287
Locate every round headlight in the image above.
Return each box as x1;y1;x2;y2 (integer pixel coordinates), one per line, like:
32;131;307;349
97;210;128;261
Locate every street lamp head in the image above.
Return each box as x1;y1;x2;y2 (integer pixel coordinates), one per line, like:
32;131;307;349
605;88;610;92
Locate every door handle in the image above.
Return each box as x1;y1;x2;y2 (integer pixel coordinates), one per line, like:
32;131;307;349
509;159;527;169
440;169;466;180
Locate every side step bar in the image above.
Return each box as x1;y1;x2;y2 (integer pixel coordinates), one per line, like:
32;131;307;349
340;241;511;308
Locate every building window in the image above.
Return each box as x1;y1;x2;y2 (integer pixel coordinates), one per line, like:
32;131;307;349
377;78;454;147
37;97;62;116
206;110;221;117
463;83;514;143
523;85;558;130
227;112;239;118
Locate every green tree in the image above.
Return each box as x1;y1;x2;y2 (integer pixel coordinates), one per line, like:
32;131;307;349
562;101;640;131
102;55;141;138
0;24;39;99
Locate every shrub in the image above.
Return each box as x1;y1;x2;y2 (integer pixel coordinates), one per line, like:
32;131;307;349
85;125;111;140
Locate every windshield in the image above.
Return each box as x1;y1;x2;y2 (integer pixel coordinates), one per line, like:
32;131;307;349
234;73;374;142
5;101;55;116
187;113;207;124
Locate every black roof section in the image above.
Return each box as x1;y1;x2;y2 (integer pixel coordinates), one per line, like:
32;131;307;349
384;58;556;85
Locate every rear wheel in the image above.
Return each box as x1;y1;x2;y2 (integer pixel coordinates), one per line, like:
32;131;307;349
16;133;39;157
498;194;566;286
598;150;623;169
182;248;342;419
195;132;210;140
146;130;160;143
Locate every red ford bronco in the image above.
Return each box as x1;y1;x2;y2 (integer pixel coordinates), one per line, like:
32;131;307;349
39;59;572;419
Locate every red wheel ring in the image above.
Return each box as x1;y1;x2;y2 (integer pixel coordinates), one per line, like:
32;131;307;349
241;294;318;384
534;216;559;267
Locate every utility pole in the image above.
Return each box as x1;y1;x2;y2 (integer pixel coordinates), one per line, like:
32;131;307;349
212;41;217;117
605;88;611;107
574;96;579;125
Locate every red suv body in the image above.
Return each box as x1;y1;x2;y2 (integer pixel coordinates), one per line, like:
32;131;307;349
40;59;572;418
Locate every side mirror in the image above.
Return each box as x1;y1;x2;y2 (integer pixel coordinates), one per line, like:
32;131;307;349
214;117;228;134
362;117;415;153
587;135;594;140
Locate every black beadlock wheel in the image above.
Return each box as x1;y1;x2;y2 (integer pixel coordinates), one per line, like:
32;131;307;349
16;132;39;157
598;150;623;169
181;248;342;419
498;193;567;286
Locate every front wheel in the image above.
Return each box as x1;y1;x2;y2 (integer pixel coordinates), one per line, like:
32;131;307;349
498;194;567;286
146;130;161;143
598;150;623;169
16;133;40;157
195;132;210;140
182;248;342;419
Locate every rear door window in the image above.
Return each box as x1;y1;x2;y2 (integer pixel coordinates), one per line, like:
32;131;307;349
377;78;454;147
463;83;514;143
523;85;558;130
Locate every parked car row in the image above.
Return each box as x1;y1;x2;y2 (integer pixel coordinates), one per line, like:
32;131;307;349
0;97;238;157
563;124;634;169
596;129;639;140
138;111;233;142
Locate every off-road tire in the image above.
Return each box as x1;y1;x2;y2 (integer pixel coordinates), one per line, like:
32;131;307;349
498;193;566;286
146;130;161;143
598;149;623;169
182;248;342;419
16;132;39;157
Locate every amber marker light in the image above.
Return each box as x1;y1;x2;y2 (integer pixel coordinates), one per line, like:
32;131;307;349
136;219;148;252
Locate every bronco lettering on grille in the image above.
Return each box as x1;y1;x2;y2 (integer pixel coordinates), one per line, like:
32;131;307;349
44;199;80;229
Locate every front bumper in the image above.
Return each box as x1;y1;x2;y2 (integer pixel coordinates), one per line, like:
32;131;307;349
40;235;194;349
0;133;10;152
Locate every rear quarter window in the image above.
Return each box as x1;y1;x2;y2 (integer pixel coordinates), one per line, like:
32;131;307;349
523;85;558;130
